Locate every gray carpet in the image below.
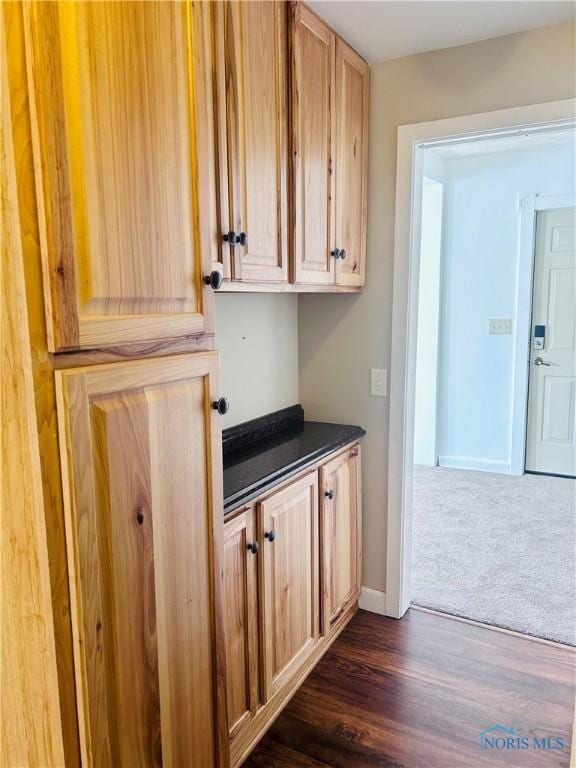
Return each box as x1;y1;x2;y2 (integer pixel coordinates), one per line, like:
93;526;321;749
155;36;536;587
411;466;576;645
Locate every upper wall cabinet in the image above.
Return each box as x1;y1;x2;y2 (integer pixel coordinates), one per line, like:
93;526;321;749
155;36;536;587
213;1;289;284
25;1;218;352
290;4;336;287
334;39;369;288
291;4;369;290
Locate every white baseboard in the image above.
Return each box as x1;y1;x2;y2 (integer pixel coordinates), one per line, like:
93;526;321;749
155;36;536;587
438;455;511;474
359;587;387;615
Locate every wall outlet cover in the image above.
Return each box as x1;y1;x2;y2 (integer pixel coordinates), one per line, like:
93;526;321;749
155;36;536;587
370;368;388;397
489;318;512;335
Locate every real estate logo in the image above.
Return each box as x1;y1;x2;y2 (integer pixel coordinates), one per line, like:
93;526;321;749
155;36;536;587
479;725;565;752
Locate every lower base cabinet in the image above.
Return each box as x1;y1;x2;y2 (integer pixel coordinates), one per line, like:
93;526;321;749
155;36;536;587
56;353;229;767
223;442;362;766
321;445;362;629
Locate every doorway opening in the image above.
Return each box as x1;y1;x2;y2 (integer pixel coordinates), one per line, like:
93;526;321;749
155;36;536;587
387;101;576;645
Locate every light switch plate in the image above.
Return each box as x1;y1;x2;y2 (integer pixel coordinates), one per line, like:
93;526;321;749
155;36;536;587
489;318;512;335
370;368;388;397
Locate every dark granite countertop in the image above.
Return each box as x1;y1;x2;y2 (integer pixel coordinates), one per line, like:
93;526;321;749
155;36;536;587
223;405;365;515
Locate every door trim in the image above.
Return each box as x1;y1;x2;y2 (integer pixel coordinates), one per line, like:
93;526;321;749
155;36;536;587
511;193;576;476
387;99;576;619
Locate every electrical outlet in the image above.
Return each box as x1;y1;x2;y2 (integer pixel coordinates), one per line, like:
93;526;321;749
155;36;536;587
370;368;388;397
489;318;512;335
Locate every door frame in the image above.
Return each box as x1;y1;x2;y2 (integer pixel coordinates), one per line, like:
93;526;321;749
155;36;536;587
511;192;576;475
386;99;576;619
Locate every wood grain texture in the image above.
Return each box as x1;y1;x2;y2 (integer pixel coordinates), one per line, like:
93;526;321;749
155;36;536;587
24;1;216;351
56;352;229;767
244;608;575;767
259;471;320;703
290;3;336;286
3;2;81;762
320;445;361;631
218;281;362;294
1;9;65;763
216;0;289;283
231;602;357;768
224;507;260;738
334;38;369;288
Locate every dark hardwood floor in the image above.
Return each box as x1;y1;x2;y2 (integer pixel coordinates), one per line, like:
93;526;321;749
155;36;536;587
243;608;575;768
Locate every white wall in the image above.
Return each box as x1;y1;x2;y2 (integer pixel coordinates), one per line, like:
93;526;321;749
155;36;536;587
414;176;444;466
436;141;575;473
215;294;299;428
299;22;576;592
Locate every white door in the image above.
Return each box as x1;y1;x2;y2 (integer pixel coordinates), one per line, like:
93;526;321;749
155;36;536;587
526;207;576;477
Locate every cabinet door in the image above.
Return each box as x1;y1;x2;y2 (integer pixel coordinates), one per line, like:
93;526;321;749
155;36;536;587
25;2;217;351
223;508;259;739
334;39;369;288
290;4;336;286
215;1;289;283
259;471;319;702
56;353;228;767
321;445;362;629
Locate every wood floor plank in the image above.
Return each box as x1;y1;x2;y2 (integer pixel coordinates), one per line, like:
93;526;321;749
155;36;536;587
243;609;574;768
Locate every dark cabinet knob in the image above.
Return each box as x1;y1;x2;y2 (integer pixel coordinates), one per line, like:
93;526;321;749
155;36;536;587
339;249;346;260
223;230;247;247
325;490;334;500
331;249;339;258
247;542;259;554
203;270;223;290
212;397;230;415
264;530;276;542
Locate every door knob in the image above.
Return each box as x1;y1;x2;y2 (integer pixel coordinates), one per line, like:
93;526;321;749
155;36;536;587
534;357;551;366
330;249;339;258
238;232;247;246
203;270;223;290
339;249;346;260
325;490;334;500
247;542;258;554
264;530;276;542
212;397;230;415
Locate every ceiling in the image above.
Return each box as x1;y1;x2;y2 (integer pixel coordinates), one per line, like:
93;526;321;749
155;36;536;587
308;1;576;63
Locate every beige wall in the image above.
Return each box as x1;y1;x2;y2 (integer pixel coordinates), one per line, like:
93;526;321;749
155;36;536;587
216;293;299;428
299;22;576;593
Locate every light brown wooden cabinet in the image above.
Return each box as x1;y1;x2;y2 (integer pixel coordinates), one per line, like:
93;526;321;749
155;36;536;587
291;4;369;290
321;445;362;628
25;1;218;352
213;0;289;285
260;471;320;700
290;4;336;287
223;444;361;767
56;352;228;767
223;508;259;739
26;0;368;315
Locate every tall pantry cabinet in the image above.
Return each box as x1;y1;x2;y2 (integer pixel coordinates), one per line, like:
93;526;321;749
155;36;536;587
19;1;229;766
